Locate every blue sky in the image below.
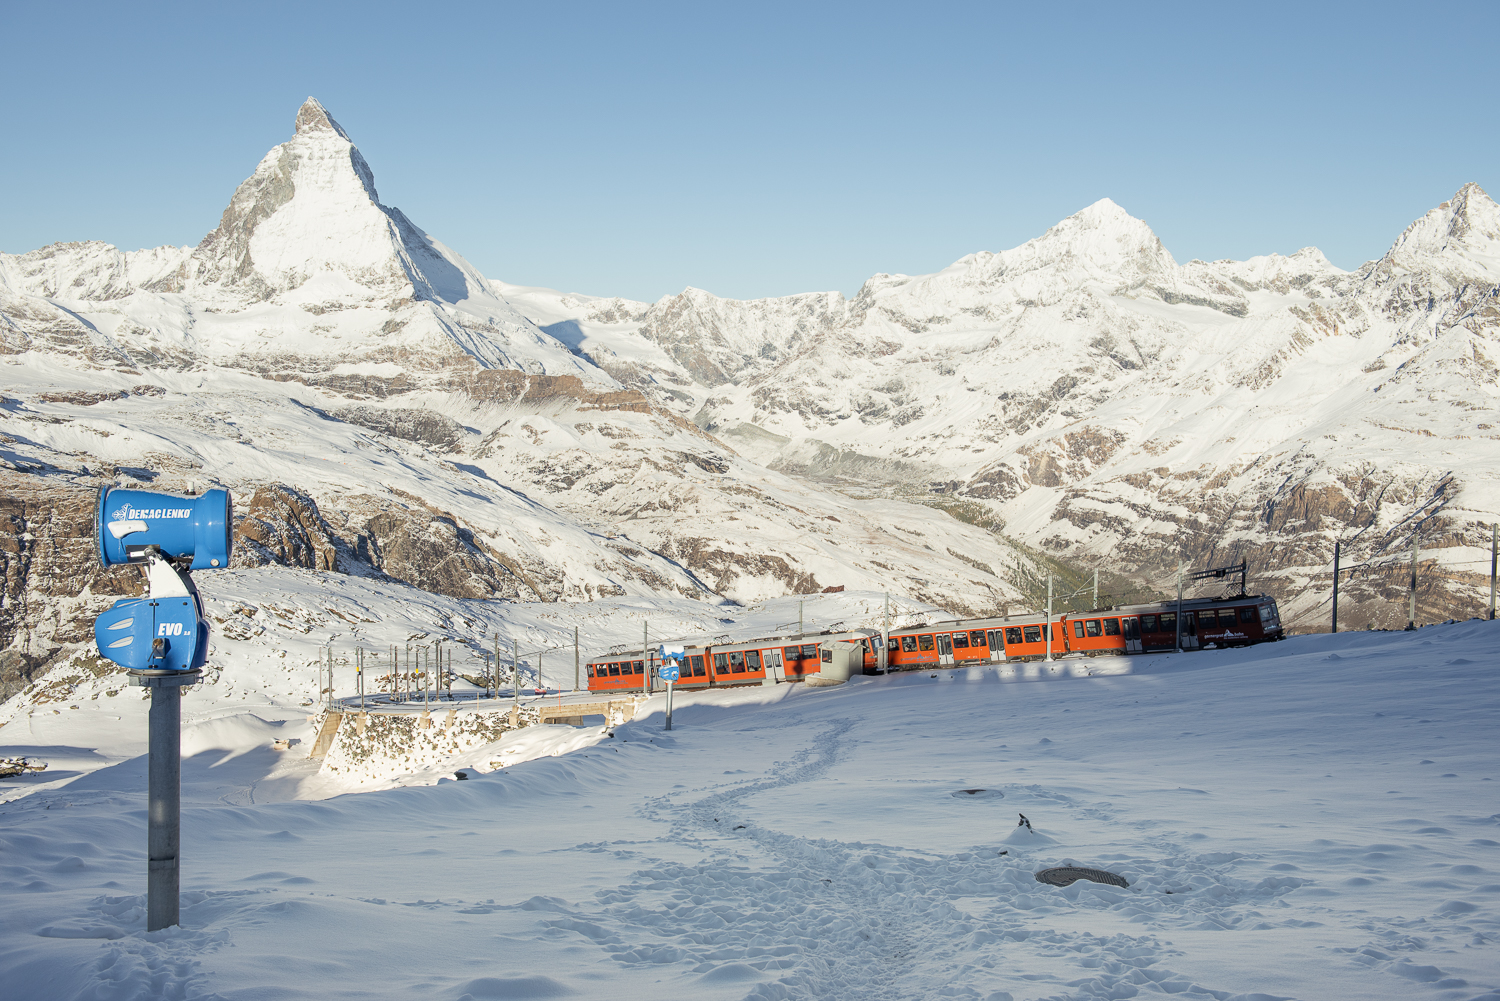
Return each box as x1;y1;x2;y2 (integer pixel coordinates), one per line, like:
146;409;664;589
4;1;1496;302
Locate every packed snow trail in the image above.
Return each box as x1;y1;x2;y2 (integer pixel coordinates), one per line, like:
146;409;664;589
534;716;1309;1000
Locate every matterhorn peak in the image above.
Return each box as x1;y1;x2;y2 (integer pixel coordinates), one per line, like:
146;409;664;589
294;96;351;140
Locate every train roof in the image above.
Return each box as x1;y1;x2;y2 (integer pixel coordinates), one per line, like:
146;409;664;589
685;628;877;653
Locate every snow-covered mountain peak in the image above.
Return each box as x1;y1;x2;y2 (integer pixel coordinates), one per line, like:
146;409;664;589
293;96;352;140
192;96;400;295
1380;182;1500;279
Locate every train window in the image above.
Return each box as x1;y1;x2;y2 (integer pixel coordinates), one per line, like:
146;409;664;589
821;648;832;663
952;632;969;649
1085;619;1102;637
690;655;706;676
971;630;987;647
1023;625;1041;643
917;635;935;652
783;646;800;662
888;637;899;651
801;644;818;659
632;660;644;674
586;665;595;677
901;636;917;652
1142;614;1158;632
714;653;729;672
1198;610;1217;626
609;663;621;676
745;650;762;671
1160;613;1176;632
729;651;745;673
1073;621;1085;638
1259;603;1279;627
988;630;1003;649
1005;627;1023;645
1103;618;1120;636
1238;607;1255;623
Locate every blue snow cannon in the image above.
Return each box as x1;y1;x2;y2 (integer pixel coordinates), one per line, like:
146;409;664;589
95;486;233;569
94;595;207;672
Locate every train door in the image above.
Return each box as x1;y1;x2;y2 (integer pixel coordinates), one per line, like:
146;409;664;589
1122;617;1141;653
1183;613;1200;650
764;648;784;683
987;630;1004;661
936;633;954;666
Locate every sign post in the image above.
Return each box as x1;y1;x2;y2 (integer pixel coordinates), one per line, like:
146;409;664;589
658;644;684;731
91;485;232;932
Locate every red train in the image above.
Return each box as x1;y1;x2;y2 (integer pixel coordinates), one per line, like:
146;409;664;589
584;594;1283;693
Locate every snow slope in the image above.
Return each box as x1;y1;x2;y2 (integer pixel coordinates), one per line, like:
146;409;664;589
2;607;1497;1000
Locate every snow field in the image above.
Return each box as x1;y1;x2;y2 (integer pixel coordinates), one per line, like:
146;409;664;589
2;616;1499;999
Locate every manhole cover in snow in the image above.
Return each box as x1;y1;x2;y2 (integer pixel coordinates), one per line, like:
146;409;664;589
1035;866;1129;888
951;788;1003;799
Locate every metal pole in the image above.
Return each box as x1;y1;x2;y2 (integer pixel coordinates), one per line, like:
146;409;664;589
1047;573;1055;662
665;679;674;731
574;626;580;692
1331;540;1340;635
643;622;649;696
1490;524;1497;621
882;592;889;673
494;633;500;698
799;600;804;636
512;637;520;716
1407;534;1419;631
1175;562;1184;653
538;650;544;692
1093;569;1099;609
146;684;182;931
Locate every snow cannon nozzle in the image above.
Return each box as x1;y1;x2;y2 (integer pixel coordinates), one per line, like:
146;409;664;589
95;485;233;570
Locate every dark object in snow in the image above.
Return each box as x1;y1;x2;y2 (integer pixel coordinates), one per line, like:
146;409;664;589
1017;813;1032;830
998;850;1008;856
455;771;468;780
952;788;1003;799
733;825;746;830
1035;866;1129;888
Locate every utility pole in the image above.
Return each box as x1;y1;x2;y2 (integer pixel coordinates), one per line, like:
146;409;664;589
799;600;804;636
642;622;649;696
1331;540;1341;634
494;633;500;700
1175;561;1184;653
1092;568;1099;609
1490;524;1497;621
882;592;889;673
1407;534;1419;631
1045;573;1053;663
512;636;520;716
574;626;580;691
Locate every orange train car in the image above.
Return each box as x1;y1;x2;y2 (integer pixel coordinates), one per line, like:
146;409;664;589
584;629;876;695
882;594;1283;670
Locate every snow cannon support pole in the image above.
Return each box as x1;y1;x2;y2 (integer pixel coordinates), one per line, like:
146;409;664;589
91;484;232;933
